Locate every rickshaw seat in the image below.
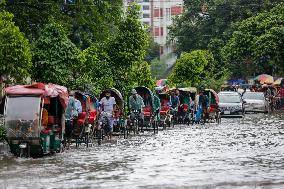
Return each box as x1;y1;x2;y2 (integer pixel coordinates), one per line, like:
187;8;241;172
48;116;59;126
88;111;97;124
160;106;170;115
113;110;121;119
77;112;86;126
209;104;217;113
183;104;189;112
143;106;152;117
41;129;49;135
161;99;168;106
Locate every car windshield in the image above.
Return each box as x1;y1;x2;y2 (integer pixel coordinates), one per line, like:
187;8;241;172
219;94;241;103
5;96;41;138
243;92;264;100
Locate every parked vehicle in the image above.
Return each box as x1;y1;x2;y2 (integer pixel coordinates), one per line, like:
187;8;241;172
4;83;68;157
218;91;244;118
72;91;98;147
134;86;158;133
158;92;171;128
243;92;269;113
195;89;221;124
178;87;196;124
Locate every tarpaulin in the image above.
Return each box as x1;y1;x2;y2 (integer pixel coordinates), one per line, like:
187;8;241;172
5;83;69;109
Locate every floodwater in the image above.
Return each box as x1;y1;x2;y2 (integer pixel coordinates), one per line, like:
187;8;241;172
0;114;284;189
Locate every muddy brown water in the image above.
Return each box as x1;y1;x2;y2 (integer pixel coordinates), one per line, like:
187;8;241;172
0;113;284;189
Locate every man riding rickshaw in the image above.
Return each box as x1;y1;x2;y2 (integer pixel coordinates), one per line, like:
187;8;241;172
128;89;144;134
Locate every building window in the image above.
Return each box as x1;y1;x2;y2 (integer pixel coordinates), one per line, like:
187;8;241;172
143;5;150;10
160;8;163;17
154;8;159;17
166;8;171;18
160;27;163;36
143;14;150;18
143;22;150;26
154;27;160;36
171;6;183;16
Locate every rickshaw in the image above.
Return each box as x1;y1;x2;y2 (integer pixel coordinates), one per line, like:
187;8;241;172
195;89;221;124
134;86;158;133
83;92;99;141
99;88;126;141
158;92;171;128
72;91;98;147
4;83;68;157
178;87;197;124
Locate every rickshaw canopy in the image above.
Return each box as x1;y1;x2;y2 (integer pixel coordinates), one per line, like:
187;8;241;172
135;86;154;107
205;89;220;104
178;87;197;93
99;88;124;109
5;83;69;109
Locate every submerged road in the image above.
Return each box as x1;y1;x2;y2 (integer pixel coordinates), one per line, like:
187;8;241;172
0;113;284;189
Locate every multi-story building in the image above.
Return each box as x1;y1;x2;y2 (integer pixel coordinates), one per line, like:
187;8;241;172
124;0;184;67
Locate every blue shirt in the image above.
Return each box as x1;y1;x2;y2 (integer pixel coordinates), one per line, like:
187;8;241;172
65;96;78;120
170;95;179;108
75;99;82;113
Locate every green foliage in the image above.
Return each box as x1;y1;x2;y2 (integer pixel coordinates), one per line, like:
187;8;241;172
151;58;168;79
170;0;283;54
0;11;32;84
145;38;160;63
108;4;150;93
32;20;81;87
132;61;155;89
80;45;114;95
3;0;123;49
169;50;213;86
222;4;284;77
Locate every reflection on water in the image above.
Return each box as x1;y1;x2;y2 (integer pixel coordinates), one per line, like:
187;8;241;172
1;114;284;189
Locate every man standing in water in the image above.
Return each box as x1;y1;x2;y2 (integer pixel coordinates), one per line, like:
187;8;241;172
65;90;78;145
99;89;116;139
129;89;145;126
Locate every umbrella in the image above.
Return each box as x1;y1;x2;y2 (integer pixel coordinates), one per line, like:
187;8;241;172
273;78;283;85
254;74;274;84
228;79;246;85
156;79;168;87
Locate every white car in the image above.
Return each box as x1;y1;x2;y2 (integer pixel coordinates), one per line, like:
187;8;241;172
243;92;269;113
218;91;244;117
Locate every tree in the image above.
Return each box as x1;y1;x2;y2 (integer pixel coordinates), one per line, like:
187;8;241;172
132;61;155;89
0;11;32;84
169;50;213;86
169;0;283;55
151;58;168;79
108;4;150;93
222;4;284;77
145;37;160;63
3;0;123;49
32;20;81;87
80;45;114;95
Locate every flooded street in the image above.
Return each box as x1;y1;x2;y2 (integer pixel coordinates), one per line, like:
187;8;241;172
1;113;284;189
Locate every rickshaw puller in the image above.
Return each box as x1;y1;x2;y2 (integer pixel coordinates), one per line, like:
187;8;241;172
65;91;78;142
129;89;145;123
99;90;116;137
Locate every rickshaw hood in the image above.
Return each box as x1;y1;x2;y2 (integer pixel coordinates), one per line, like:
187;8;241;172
5;83;69;109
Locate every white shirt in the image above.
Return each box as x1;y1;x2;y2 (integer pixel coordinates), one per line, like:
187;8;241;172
100;97;116;113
